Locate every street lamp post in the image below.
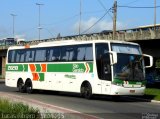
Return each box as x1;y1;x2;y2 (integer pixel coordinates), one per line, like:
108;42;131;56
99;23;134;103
79;0;82;35
154;0;156;31
10;14;17;39
113;0;117;40
36;3;44;40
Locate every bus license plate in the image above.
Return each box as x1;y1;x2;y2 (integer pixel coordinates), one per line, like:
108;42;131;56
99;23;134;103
130;90;135;93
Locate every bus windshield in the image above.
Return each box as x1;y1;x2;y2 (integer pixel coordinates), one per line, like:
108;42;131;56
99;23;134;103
111;43;144;81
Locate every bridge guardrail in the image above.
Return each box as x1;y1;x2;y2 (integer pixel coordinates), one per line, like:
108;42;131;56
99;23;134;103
0;29;159;48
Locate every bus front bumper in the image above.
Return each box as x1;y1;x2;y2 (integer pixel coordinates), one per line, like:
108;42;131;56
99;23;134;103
110;84;145;96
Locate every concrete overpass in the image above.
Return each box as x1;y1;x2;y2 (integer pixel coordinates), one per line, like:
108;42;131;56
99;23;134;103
0;24;160;79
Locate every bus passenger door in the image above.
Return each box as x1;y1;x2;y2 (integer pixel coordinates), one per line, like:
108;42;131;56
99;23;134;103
96;43;111;95
100;53;112;95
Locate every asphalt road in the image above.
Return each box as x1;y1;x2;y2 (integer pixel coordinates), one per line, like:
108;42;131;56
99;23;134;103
0;83;160;119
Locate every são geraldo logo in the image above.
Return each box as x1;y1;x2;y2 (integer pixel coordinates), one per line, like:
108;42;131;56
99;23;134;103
72;64;84;73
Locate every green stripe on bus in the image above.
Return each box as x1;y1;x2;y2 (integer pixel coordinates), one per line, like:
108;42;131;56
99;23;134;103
88;63;93;73
23;64;28;71
47;64;76;72
113;78;123;84
39;73;44;81
113;78;146;85
6;62;93;73
47;63;93;73
35;64;41;72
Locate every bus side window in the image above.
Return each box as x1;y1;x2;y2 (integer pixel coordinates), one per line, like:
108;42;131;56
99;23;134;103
61;46;74;61
68;47;74;61
48;47;61;62
25;49;35;62
19;50;25;63
77;46;85;61
29;50;35;62
35;48;46;62
72;46;78;61
15;50;21;63
61;46;67;61
8;51;12;63
25;50;30;62
85;46;93;61
76;44;93;61
8;50;15;63
48;48;53;61
54;47;60;61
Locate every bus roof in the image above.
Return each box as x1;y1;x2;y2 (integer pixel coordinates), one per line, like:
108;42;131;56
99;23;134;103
8;39;139;50
37;39;139;46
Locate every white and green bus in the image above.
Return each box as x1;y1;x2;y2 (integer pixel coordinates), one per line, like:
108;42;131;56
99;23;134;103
5;40;153;99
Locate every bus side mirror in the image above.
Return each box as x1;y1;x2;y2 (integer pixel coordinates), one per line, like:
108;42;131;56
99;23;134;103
109;51;117;65
143;54;153;68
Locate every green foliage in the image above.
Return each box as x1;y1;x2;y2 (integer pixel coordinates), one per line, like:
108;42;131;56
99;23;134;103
0;99;63;119
0;99;41;119
145;88;160;101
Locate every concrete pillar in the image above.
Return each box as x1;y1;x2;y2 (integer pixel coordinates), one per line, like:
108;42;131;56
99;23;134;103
149;29;156;39
2;56;6;79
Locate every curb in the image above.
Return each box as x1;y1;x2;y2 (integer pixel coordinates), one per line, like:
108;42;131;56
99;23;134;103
150;100;160;103
124;96;160;103
0;79;5;83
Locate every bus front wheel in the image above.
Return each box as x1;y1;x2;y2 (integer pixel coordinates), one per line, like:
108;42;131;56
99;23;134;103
81;82;92;99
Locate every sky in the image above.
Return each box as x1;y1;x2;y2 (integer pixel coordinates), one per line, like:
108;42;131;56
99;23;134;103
0;0;159;41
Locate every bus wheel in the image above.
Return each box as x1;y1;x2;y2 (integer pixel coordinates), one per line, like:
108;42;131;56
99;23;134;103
17;80;25;93
112;95;120;101
80;86;85;97
83;83;92;99
25;80;33;94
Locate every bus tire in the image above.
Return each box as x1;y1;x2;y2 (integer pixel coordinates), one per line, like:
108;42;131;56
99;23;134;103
80;86;85;98
17;79;25;93
112;95;120;101
25;79;33;94
81;82;92;99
